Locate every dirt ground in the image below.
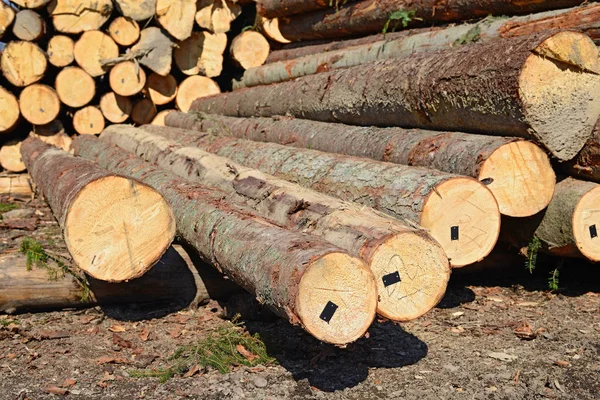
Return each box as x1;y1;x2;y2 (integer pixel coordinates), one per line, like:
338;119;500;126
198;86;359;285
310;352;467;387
1;195;600;400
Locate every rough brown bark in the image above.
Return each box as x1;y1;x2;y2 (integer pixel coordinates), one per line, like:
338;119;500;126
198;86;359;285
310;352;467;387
0;174;33;200
0;245;240;314
20;137;175;282
101;124;451;321
239;4;600;89
257;0;354;19
276;0;586;41
502;178;600;261
72;134;378;345
192;32;600;161
565;120;600;183
166;113;555;218
127;124;501;268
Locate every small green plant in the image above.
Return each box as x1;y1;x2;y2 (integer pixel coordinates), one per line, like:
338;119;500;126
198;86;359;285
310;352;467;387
454;24;481;46
0;318;18;327
0;203;18;213
525;236;541;274
548;268;560;291
130;321;276;382
20;238;91;302
382;10;420;36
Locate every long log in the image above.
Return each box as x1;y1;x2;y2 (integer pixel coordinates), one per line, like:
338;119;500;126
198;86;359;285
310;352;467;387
0;174;33;200
266;3;600;63
256;0;354;19
193;32;600;161
0;245;241;314
72;135;378;345
237;4;600;89
19;137;175;282
125;125;500;268
502;178;600;261
565;120;600;183
101;124;451;321
275;0;586;42
165;113;555;218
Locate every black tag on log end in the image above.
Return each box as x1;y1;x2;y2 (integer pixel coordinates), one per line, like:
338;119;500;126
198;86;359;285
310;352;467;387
480;177;494;185
319;301;338;323
451;226;459;241
590;225;598;239
382;271;401;287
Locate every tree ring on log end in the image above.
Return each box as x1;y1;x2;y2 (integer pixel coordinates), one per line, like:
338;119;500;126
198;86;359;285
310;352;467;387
572;185;600;261
369;232;450;321
296;252;376;345
420;177;500;268
64;176;175;282
519;31;600;161
479;141;555;218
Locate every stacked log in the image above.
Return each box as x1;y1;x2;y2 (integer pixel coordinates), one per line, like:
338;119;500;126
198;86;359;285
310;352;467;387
19;136;175;282
122;124;502;268
99;124;452;321
72;134;378;345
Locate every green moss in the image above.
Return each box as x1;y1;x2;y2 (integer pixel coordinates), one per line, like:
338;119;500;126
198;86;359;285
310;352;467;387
382;10;420;36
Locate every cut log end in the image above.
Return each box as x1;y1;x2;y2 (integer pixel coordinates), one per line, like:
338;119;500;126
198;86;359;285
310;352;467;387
151;109;175;126
177;76;220;112
47;35;75;67
573;185;600;261
520;31;600;161
370;232;450;321
0;87;20;133
19;84;61;126
420;177;500;268
479;141;555;217
131;98;157;125
73;106;105;135
108;17;140;47
296;252;376;345
110;61;147;97
259;17;290;44
74;30;119;77
64;176;175;282
0;141;26;173
146;73;177;105
100;92;132;123
230;31;270;70
55;67;96;108
1;41;47;87
13;10;45;41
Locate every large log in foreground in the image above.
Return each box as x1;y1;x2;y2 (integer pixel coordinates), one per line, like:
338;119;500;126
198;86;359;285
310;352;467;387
193;32;600;161
101;125;451;321
236;4;600;89
20;137;175;282
502;178;600;262
72;135;378;345
274;0;586;41
0;245;240;314
265;3;600;63
167;113;555;218
131;125;501;268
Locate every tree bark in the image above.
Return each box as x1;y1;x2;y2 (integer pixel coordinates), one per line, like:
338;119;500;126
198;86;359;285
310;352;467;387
1;41;47;87
256;0;354;19
0;86;20;133
73;106;105;135
19;84;61;126
237;4;600;89
108;17;140;47
101;124;451;321
72;134;378;345
13;10;45;41
20;137;175;282
74;30;118;77
55;66;96;108
0;245;242;314
166;112;555;218
565;120;600;183
0;174;33;200
502;178;600;261
48;0;113;34
275;0;586;41
47;35;75;67
126;124;500;268
193;32;600;161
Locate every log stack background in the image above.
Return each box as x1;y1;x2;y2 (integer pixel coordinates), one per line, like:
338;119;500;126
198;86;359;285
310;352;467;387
3;0;600;344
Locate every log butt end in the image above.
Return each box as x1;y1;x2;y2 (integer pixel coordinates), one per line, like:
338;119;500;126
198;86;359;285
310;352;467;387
297;252;376;345
520;31;600;161
421;177;500;268
64;176;175;282
370;232;450;321
573;185;600;262
480;141;555;217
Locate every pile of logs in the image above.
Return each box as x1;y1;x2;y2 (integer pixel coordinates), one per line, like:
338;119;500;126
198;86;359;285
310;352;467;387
4;1;600;346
